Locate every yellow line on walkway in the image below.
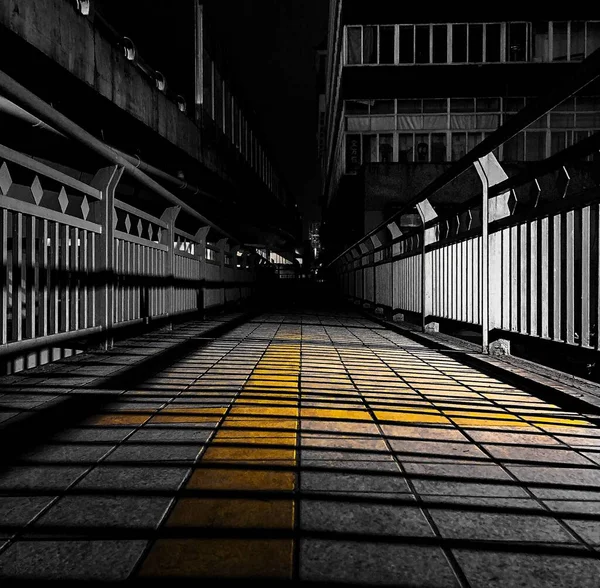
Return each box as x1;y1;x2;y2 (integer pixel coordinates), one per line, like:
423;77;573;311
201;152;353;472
138;341;300;579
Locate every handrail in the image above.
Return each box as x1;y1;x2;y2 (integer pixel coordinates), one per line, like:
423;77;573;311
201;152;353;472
0;69;239;243
328;47;600;267
0;142;101;199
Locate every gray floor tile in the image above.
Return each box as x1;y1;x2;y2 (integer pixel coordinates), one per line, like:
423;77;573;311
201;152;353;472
32;495;173;534
301;499;433;536
0;540;147;580
453;549;600;588
430;509;577;543
300;539;459;586
75;465;190;491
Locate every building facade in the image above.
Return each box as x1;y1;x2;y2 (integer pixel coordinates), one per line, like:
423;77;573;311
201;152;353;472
321;4;600;253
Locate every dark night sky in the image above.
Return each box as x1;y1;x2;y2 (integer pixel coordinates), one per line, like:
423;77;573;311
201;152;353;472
207;0;329;237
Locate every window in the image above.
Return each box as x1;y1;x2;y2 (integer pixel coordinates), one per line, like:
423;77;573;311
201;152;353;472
431;134;447;162
451;133;467;160
415;25;430;63
362;134;376;163
423;98;446;113
552;22;568;61
415;134;429;161
380;26;395;64
508;22;528;61
485;23;501;61
379;134;394;163
532;22;549;62
432;25;447;63
526;131;546;160
371;100;395;114
399;25;414;63
346;100;369;114
450;98;474;113
397;99;421;113
363;26;378;64
398;134;413;162
469;24;483;62
571;21;585;60
347;27;361;64
587;22;600;55
452;24;467;62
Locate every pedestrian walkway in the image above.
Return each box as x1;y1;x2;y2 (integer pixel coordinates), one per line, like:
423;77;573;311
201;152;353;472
1;311;600;585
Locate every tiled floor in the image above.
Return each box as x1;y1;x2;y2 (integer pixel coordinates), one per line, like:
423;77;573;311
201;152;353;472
1;311;600;585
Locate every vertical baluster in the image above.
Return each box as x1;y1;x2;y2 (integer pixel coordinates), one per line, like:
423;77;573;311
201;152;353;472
39;219;48;337
540;217;550;339
529;220;538;337
51;222;59;335
25;216;36;340
0;209;8;344
566;210;575;345
71;227;79;332
89;232;95;328
126;240;131;322
80;230;88;330
510;225;518;333
519;223;528;334
581;207;591;347
501;228;510;331
553;214;562;341
60;224;69;332
12;212;23;341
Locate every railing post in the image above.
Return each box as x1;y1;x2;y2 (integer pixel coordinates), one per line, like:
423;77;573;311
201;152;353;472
474;153;511;355
160;205;181;330
91;165;123;350
415;200;438;333
217;237;228;309
194;226;209;315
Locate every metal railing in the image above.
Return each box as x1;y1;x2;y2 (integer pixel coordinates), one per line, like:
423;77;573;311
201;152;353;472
331;48;600;355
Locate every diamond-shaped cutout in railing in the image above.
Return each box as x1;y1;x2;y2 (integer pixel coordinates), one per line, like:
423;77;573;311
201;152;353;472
529;179;541;208
507;189;518;215
466;209;473;231
0;162;12;196
557;166;571;199
81;196;90;220
157;228;162;242
455;214;461;235
137;219;143;237
58;187;68;213
124;214;131;234
148;224;154;241
31;175;43;205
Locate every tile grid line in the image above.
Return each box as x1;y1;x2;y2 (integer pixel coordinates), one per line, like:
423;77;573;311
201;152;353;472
412;348;600;552
327;325;472;588
128;319;274;576
374;338;598;553
0;321;244;556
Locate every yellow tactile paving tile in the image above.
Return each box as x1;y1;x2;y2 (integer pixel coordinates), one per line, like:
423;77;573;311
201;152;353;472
138;539;294;578
374;410;452;425
187;467;296;491
166;498;294;529
150;407;228;423
300;408;374;421
138;338;300;578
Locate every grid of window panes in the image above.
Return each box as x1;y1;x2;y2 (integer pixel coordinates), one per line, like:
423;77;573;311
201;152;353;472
345;21;600;66
344;96;600;170
202;49;282;202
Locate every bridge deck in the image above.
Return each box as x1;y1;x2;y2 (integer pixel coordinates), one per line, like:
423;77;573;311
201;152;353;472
1;311;600;585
